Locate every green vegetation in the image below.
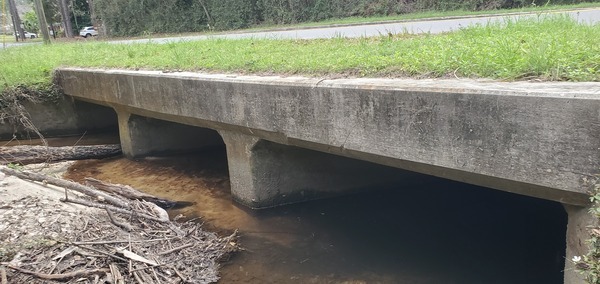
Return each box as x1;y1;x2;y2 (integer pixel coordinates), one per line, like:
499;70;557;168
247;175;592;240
0;34;42;44
574;179;600;284
93;0;598;35
271;2;600;29
22;11;39;33
0;15;598;94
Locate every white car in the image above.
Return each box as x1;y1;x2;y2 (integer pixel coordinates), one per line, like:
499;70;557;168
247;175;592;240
16;31;37;39
79;26;98;38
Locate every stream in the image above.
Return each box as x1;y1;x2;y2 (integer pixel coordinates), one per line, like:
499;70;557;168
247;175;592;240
6;135;567;283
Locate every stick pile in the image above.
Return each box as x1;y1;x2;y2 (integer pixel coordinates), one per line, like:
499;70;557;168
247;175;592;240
0;166;238;284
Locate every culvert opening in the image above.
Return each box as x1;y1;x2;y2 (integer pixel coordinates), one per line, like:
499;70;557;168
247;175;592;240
65;137;568;284
122;114;225;157
0;100;120;142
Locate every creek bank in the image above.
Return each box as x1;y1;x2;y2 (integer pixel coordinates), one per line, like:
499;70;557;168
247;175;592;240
0;161;238;283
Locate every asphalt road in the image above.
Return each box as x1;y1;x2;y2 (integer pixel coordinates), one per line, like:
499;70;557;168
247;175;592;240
114;8;600;44
2;8;599;48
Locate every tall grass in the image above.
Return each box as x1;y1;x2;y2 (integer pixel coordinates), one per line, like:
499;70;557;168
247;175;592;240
264;2;600;29
0;15;598;93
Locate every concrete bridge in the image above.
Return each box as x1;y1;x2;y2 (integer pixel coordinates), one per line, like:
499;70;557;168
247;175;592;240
57;68;599;283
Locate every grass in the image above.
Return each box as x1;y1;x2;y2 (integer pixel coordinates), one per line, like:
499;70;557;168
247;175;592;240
118;2;600;40
0;34;42;44
240;2;600;31
0;15;598;93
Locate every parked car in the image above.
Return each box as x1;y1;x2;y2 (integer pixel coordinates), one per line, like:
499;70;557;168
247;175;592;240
16;31;37;39
79;26;98;38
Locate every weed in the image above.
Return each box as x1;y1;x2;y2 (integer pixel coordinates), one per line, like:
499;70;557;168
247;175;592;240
6;163;23;170
574;179;600;283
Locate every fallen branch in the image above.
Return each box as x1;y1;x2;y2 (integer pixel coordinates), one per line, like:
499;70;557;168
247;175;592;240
0;166;130;209
0;162;236;283
5;264;108;280
109;263;125;284
0;166;171;224
116;248;159;266
72;238;178;246
106;208;134;232
60;197;168;223
158;243;194;256
62;243;128;262
1;266;7;284
85;178;180;209
0;144;121;165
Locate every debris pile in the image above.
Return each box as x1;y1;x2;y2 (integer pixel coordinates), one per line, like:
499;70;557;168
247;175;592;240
0;165;238;284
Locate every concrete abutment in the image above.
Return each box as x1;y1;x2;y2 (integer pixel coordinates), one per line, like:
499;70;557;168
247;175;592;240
564;204;599;284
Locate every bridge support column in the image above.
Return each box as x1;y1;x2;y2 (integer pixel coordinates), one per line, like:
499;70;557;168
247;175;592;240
116;111;223;158
219;130;416;209
564;204;599;284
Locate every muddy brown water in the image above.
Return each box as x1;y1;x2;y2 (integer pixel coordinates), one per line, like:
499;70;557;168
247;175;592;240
5;136;566;283
60;148;566;284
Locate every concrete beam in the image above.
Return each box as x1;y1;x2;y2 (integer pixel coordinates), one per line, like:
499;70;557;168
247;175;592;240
117;111;223;158
220;130;417;208
56;68;600;205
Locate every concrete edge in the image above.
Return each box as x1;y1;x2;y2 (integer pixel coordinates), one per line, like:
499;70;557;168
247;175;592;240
57;67;600;98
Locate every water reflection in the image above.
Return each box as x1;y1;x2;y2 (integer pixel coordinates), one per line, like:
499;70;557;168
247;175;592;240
64;149;566;284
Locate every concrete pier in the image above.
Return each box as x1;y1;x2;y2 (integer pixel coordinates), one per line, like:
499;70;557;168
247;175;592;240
219;130;417;208
564;204;599;284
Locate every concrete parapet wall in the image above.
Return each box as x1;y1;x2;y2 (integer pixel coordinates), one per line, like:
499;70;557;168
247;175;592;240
56;68;600;206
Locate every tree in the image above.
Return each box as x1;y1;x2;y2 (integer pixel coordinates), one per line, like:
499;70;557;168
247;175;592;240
58;0;73;37
32;0;50;43
70;0;92;32
22;10;37;32
87;0;96;26
6;0;25;40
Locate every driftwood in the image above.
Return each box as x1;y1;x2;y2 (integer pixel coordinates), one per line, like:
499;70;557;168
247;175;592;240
4;265;109;280
109;263;125;284
1;266;6;284
0;144;121;165
0;166;131;209
0;166;172;224
85;177;186;209
0;166;238;283
59;196;169;223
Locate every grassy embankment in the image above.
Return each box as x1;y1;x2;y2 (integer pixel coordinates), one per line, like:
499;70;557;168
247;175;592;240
0;35;42;44
88;3;600;41
0;15;598;95
246;2;600;30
